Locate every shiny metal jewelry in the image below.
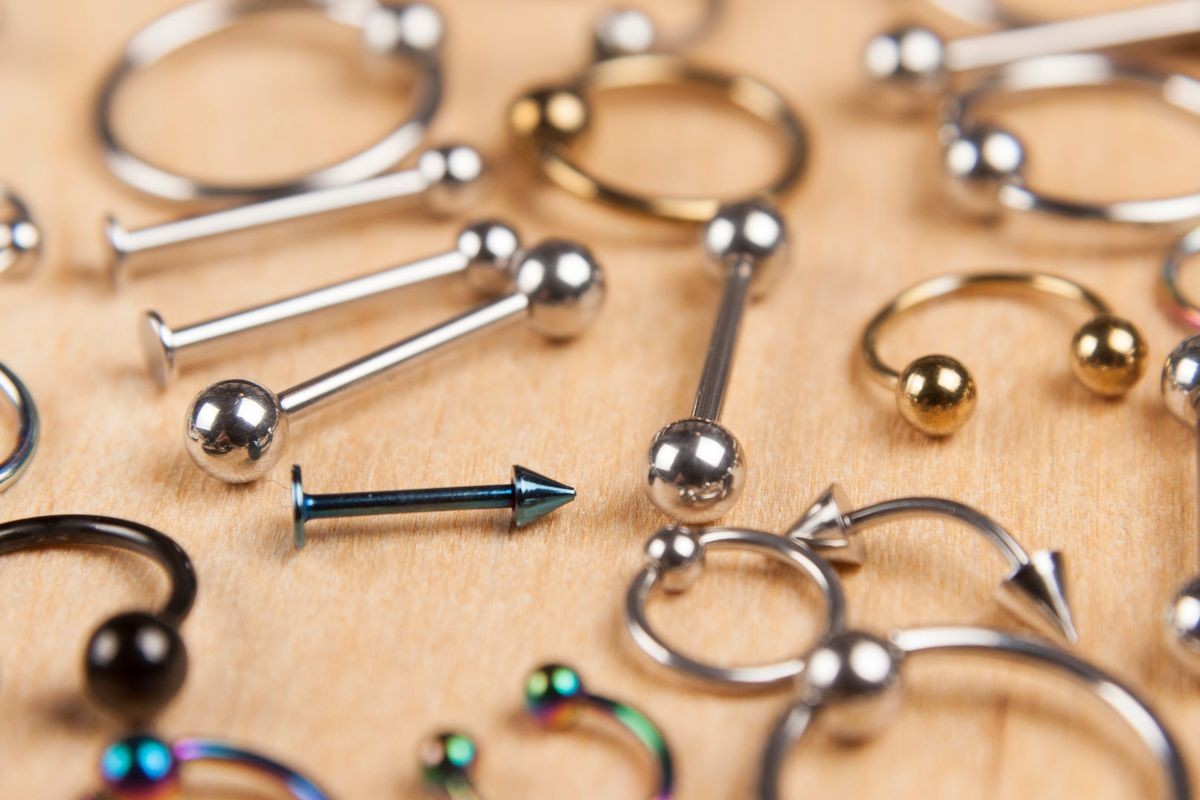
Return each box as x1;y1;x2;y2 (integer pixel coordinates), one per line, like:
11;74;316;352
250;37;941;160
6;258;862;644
787;485;1076;642
758;627;1190;800
646;201;785;522
940;53;1200;227
868;3;1200;102
863;271;1147;436
0;515;196;723
1161;225;1200;329
0;186;40;279
107;144;483;287
290;463;574;549
592;0;722;59
96;0;443;202
509;55;805;223
0;362;38;492
422;664;674;799
625;526;846;690
925;0;1028;27
91;734;331;800
141;218;516;388
184;239;605;483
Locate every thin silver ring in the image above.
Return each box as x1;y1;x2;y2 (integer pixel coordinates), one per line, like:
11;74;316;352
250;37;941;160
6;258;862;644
759;626;1190;800
943;53;1200;228
625;528;846;690
0;363;38;491
927;0;1029;26
1162;225;1200;328
96;0;442;202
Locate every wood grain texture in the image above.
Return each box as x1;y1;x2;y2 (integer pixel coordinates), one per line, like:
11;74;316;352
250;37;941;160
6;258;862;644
2;0;1200;797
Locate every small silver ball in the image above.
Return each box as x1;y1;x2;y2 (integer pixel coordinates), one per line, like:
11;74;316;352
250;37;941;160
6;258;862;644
646;418;745;523
362;3;445;57
703;200;789;292
941;124;1025;218
458;220;521;296
418;145;486;217
1167;579;1200;676
1162;335;1200;427
800;631;903;742
645;525;706;593
593;8;658;58
513;240;606;339
184;379;288;484
863;25;948;97
0;192;40;278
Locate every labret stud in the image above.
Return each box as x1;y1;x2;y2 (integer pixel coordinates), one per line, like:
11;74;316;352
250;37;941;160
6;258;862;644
105;144;484;287
787;486;1077;642
184;239;605;484
289;464;575;549
141;219;520;388
646;200;787;523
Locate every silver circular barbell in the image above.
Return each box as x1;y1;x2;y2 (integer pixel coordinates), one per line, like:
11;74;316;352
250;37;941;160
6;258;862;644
95;0;444;202
592;0;722;59
0;362;38;492
0;187;40;279
758;627;1190;800
625;526;846;689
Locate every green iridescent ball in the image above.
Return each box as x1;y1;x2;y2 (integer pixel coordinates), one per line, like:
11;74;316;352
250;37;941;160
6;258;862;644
419;732;477;787
525;663;586;729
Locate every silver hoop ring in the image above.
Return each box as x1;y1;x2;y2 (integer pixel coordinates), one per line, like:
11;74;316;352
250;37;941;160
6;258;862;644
942;54;1200;229
0;363;38;491
1161;226;1200;328
926;0;1029;26
96;0;443;202
759;627;1190;800
625;527;846;690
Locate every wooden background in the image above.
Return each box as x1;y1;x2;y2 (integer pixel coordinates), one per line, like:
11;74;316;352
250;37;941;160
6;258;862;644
3;0;1200;796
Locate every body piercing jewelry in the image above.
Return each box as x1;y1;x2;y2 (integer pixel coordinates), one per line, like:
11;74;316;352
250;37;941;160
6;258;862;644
1161;226;1200;328
625;526;846;689
140;219;516;388
758;627;1190;800
592;0;722;59
0;187;40;278
184;240;605;483
925;0;1028;27
0;362;38;492
107;144;484;287
940;54;1200;226
509;56;805;223
0;515;196;722
92;734;331;800
421;664;674;799
646;201;786;522
290;463;575;549
787;485;1077;641
862;271;1147;436
97;0;443;202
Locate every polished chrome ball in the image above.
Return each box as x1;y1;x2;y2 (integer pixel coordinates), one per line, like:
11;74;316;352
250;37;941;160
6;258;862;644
1069;315;1147;397
508;87;590;144
1167;579;1200;676
458;220;521;296
362;2;445;57
646;418;745;523
184;379;287;484
513;240;606;339
0;191;40;279
896;355;976;436
703;200;789;292
594;8;657;58
863;25;947;97
942;124;1025;217
1162;335;1200;427
419;145;486;217
645;525;706;592
800;631;904;742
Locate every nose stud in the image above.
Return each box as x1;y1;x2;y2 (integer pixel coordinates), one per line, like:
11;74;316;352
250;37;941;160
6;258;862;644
787;485;1077;642
289;463;575;549
646;200;787;523
862;271;1147;436
0;187;41;279
140;219;518;388
184;240;606;484
107;144;484;286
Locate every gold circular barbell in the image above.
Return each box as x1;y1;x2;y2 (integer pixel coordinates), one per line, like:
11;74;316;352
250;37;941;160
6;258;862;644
862;272;1148;436
508;53;807;223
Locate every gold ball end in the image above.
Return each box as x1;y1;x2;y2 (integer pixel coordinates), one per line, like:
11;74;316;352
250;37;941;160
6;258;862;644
508;87;589;144
1070;314;1147;397
896;355;976;436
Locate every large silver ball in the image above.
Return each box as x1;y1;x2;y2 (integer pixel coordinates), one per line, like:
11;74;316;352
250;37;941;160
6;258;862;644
362;2;445;57
0;192;40;279
418;145;486;218
863;25;948;98
1162;335;1200;427
457;220;521;296
800;631;903;742
1167;579;1200;676
703;200;789;293
941;124;1025;218
645;525;706;592
184;379;288;484
646;418;745;523
593;8;657;59
513;240;606;339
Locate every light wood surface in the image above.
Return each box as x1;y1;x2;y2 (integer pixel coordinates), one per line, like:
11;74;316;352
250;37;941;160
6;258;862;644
3;0;1200;797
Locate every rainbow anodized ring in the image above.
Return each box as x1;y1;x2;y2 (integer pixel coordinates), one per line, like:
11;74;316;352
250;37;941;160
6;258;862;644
1162;226;1200;329
95;734;331;800
421;664;674;799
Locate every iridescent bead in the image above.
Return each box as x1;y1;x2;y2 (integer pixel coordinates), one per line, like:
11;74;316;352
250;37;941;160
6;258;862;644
100;735;180;799
525;664;585;728
419;732;477;787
